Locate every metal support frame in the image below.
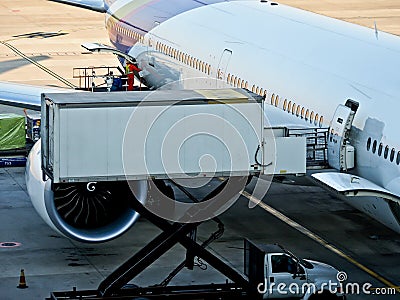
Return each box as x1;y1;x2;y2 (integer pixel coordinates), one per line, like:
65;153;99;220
48;180;251;300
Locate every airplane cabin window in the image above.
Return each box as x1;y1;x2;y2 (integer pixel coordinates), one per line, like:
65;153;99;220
397;152;400;165
283;99;287;111
310;111;314;123
271;94;276;106
288;101;292;112
378;143;383;156
227;74;231;83
305;109;309;121
292;103;296;115
384;145;389;159
367;137;372;151
319;115;324;127
390;148;395;162
301;107;305;118
314;113;319;125
296;105;300;117
372;140;377;153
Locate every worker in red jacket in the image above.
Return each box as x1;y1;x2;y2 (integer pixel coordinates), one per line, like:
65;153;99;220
126;63;141;91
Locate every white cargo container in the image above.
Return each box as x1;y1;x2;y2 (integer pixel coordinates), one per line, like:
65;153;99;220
41;89;267;183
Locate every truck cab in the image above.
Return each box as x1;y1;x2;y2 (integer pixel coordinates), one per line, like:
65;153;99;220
245;240;345;300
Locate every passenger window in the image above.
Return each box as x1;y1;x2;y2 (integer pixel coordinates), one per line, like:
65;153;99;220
292;103;296;115
397;151;400;165
305;109;309;121
274;95;279;107
288;101;292;112
390;148;395;162
301;107;305;118
384;145;389;159
378;143;383;156
366;137;371;151
314;113;319;125
296;105;300;117
310;111;314;123
372;140;377;153
319;115;324;127
283;99;287;111
271;94;276;106
227;73;231;84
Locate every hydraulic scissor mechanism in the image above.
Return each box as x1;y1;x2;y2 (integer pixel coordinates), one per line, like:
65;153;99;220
49;178;256;300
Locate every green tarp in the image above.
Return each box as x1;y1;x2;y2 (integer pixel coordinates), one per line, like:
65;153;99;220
0;114;26;151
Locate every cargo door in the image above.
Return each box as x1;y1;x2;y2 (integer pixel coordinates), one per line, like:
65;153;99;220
327;99;358;171
216;49;232;87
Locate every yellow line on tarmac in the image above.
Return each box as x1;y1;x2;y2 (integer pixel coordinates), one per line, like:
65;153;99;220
241;190;400;292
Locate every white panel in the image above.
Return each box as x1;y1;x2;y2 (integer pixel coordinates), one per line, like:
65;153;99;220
123;102;262;179
263;137;306;175
50;96;263;182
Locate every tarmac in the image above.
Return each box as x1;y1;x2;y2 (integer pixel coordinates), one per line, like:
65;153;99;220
0;0;399;299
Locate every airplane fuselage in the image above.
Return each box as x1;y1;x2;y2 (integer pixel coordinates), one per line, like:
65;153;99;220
104;0;400;232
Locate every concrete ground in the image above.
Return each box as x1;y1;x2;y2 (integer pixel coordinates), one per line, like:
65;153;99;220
0;0;399;299
279;0;400;36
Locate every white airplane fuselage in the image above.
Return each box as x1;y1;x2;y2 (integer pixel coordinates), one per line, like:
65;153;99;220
104;0;400;232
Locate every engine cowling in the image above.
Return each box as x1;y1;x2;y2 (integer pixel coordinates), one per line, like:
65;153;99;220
26;141;147;243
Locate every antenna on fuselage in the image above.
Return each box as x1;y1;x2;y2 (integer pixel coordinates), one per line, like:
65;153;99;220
374;21;379;40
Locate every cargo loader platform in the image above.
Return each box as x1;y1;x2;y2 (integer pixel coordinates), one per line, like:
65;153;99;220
41;88;308;299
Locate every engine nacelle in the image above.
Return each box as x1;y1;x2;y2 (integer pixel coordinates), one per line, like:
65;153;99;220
26;141;147;243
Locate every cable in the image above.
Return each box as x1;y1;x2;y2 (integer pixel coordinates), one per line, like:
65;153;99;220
255;145;272;167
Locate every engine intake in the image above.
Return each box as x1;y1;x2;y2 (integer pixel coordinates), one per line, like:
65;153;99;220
44;180;146;243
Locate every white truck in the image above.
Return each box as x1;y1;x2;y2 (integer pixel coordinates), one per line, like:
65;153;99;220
246;241;346;300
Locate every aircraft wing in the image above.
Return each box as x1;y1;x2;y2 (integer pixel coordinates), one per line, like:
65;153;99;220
48;0;106;12
0;81;74;111
311;172;400;204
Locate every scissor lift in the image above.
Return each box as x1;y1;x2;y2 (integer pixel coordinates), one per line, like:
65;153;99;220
42;88;307;299
47;179;267;300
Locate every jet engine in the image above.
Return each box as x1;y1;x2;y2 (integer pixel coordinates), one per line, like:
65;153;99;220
26;141;147;243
